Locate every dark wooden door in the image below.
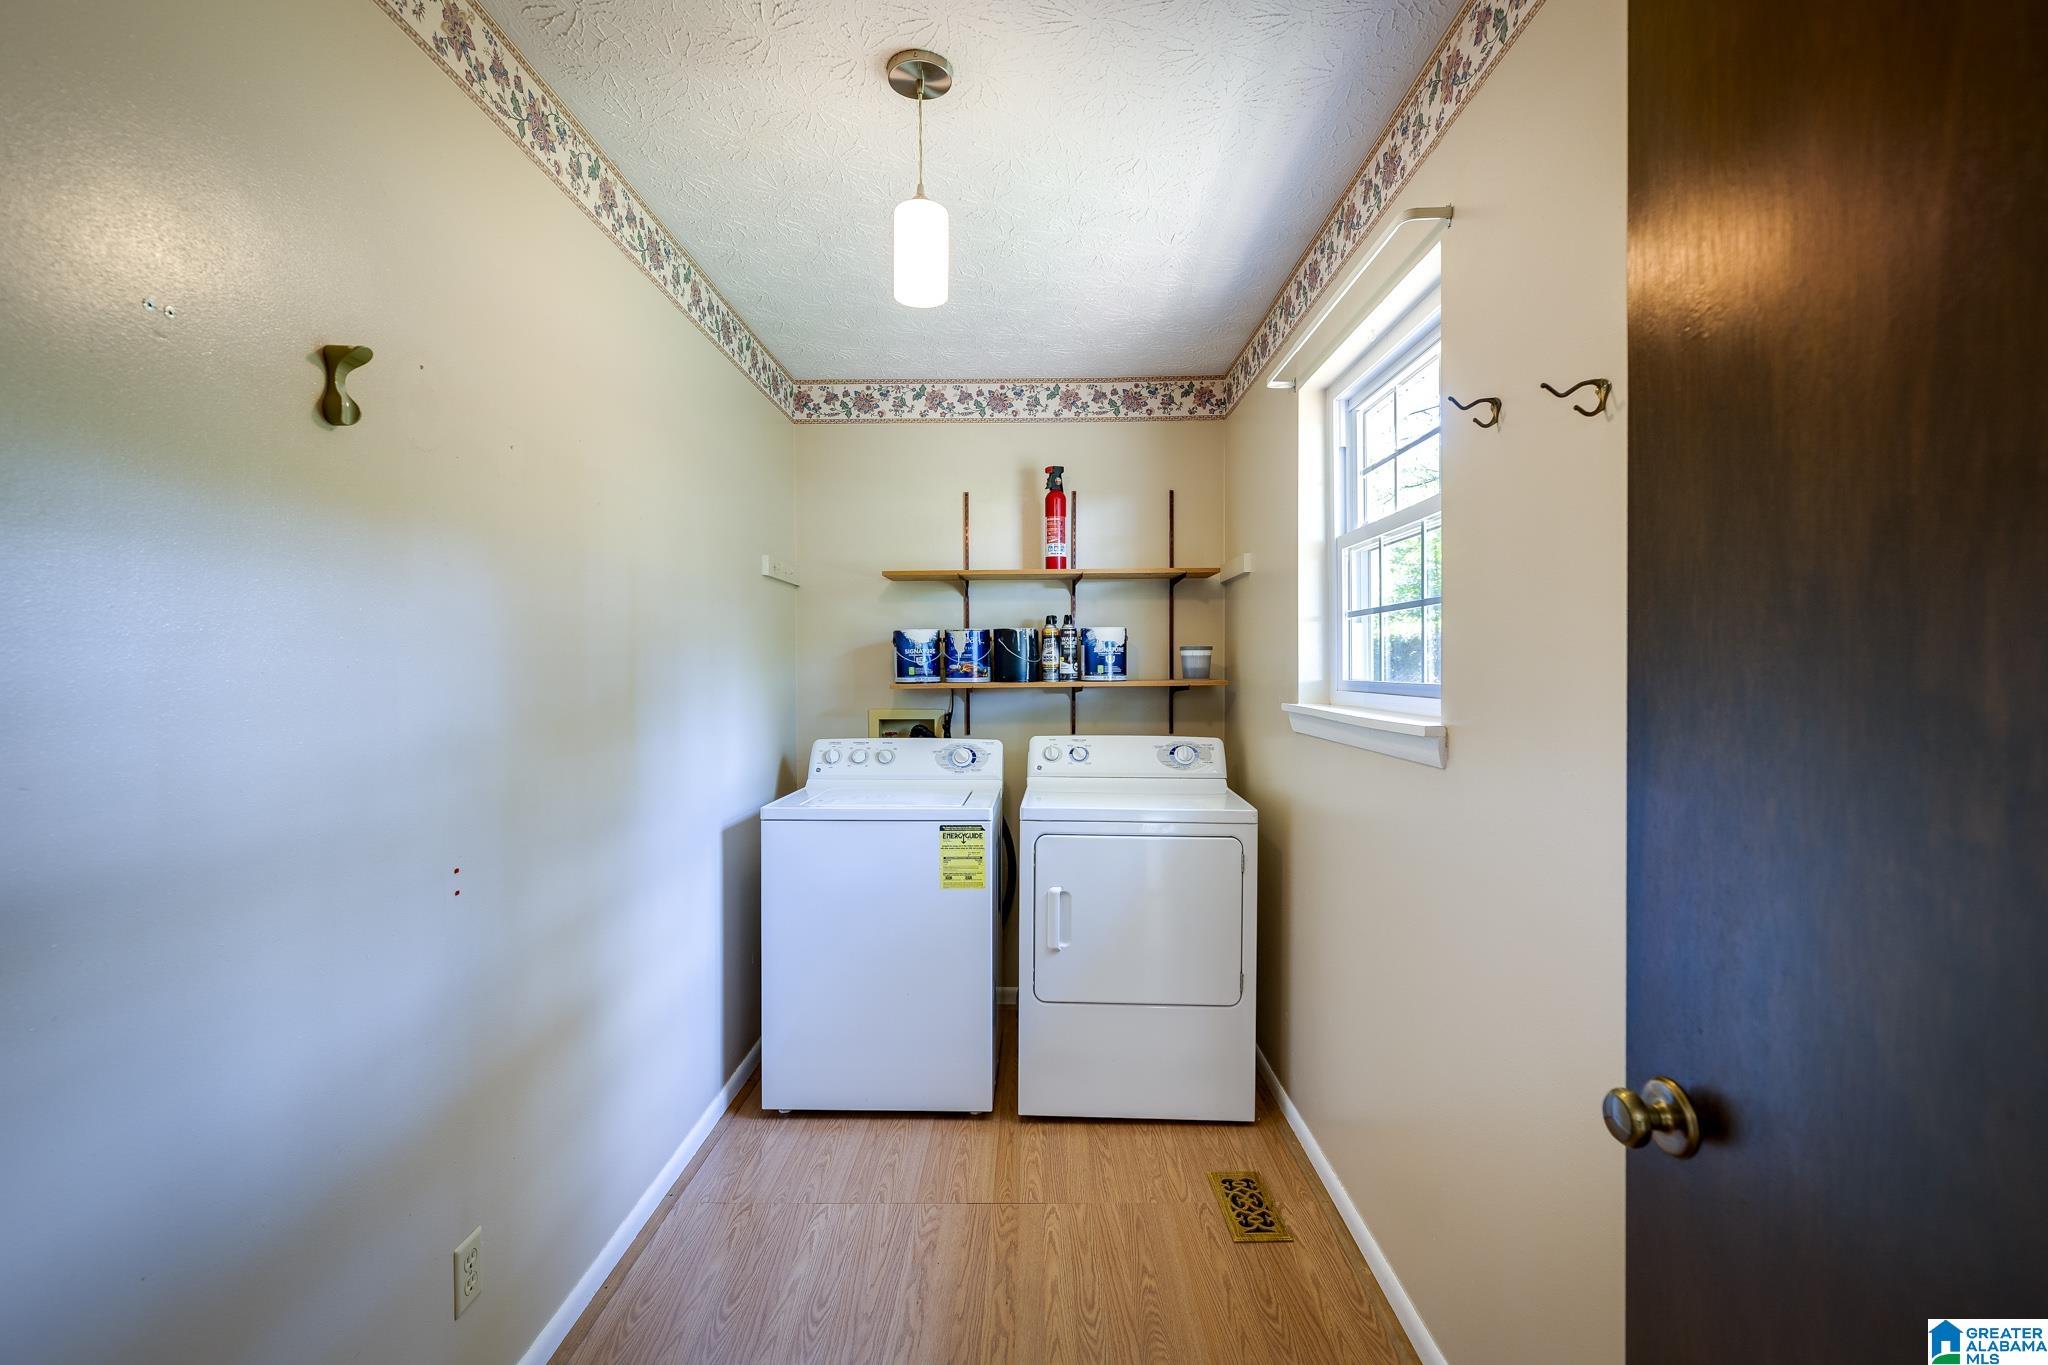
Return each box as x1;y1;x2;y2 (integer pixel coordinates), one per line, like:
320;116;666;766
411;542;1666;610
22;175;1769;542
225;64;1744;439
1628;1;2048;1357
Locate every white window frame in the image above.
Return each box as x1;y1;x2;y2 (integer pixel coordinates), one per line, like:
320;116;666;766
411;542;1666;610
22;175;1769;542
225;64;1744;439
1327;293;1442;710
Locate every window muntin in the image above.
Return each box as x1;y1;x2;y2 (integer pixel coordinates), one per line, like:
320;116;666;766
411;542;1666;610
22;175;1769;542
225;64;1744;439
1335;330;1442;699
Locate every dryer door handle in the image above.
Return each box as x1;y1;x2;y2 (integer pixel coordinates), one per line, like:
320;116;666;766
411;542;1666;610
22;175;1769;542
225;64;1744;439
1045;886;1071;951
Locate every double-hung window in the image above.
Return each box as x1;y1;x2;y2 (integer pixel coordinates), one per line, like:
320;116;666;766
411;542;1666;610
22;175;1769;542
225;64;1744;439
1333;316;1442;702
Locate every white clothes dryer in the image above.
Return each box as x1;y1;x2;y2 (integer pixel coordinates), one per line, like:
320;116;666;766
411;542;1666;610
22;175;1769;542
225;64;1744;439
1017;735;1256;1121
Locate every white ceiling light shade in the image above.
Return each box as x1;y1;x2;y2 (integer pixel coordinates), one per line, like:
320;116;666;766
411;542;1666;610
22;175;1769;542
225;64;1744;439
893;195;949;308
888;49;953;309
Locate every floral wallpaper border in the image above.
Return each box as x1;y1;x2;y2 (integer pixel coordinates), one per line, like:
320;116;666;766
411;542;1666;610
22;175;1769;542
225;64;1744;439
375;0;1543;423
371;0;797;415
788;377;1228;424
1217;0;1546;410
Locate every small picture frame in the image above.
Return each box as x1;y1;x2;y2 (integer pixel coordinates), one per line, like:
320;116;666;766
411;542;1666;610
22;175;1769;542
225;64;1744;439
868;707;948;739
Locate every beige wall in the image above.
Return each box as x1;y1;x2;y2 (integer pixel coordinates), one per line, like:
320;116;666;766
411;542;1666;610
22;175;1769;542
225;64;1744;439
0;5;793;1365
1222;0;1627;1360
791;420;1226;984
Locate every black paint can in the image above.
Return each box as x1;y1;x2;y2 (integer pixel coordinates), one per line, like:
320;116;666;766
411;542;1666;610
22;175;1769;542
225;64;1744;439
991;628;1038;682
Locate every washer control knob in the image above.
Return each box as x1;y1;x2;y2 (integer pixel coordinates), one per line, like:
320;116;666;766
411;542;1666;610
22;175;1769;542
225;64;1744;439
875;748;895;765
823;747;841;765
1042;744;1061;761
849;749;868;764
1068;745;1090;763
948;746;976;769
1168;743;1199;767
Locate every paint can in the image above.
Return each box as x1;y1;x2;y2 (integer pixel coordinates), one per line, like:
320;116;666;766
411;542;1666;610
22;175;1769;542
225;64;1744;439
991;628;1038;682
1081;626;1128;680
893;629;945;683
944;628;992;682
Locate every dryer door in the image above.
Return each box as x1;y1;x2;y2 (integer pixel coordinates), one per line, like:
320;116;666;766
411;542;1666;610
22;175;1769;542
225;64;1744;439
1032;833;1243;1006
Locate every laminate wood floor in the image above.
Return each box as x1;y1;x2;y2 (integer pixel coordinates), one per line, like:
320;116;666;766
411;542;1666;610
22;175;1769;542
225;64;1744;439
552;1011;1420;1365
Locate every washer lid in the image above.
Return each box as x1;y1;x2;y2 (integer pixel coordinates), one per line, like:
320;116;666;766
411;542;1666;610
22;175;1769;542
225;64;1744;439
762;782;1000;821
1021;783;1256;825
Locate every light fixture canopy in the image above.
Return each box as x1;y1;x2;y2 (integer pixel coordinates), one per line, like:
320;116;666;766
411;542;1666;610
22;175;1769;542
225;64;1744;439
888;49;953;309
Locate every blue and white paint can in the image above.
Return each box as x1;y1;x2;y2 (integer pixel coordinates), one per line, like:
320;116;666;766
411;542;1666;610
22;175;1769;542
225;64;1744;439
893;628;944;683
944;628;993;682
1081;626;1128;679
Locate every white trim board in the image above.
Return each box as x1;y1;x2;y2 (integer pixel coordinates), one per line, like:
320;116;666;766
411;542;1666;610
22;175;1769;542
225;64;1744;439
1283;701;1448;768
1257;1048;1448;1365
517;1040;762;1365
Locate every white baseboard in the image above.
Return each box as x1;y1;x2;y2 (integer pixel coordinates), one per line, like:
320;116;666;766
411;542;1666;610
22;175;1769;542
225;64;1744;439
517;1039;761;1365
1257;1048;1448;1365
996;985;1017;1005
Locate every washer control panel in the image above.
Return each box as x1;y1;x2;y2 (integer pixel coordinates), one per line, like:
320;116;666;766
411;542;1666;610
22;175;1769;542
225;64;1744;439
809;737;999;778
1027;734;1224;778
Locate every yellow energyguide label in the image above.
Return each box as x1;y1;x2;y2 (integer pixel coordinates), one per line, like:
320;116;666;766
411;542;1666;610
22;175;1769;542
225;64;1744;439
938;824;987;890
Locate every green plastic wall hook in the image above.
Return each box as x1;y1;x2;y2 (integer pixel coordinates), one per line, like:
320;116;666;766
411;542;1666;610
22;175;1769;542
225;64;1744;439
320;344;374;426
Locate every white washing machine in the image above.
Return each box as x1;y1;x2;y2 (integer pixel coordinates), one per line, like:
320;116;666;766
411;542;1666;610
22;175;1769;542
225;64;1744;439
759;737;1002;1113
1017;734;1257;1121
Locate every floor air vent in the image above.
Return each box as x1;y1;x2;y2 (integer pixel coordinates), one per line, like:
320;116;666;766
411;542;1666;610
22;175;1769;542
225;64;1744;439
1207;1171;1293;1243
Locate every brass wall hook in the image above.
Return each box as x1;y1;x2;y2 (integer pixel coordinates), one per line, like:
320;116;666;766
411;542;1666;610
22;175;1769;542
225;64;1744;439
1445;394;1502;429
320;344;375;426
1539;377;1611;417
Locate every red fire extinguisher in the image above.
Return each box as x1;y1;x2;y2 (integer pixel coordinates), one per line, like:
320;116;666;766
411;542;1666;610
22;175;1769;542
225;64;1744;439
1043;465;1069;569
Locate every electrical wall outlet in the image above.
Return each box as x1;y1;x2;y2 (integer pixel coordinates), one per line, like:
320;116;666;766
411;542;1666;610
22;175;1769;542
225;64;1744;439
760;554;799;587
453;1226;482;1319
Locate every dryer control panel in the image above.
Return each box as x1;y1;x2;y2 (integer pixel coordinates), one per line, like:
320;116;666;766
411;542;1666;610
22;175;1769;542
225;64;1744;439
1027;735;1225;779
809;737;1000;779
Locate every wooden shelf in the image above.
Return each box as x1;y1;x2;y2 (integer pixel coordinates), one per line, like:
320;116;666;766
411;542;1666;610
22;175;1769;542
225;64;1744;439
893;677;1227;691
896;492;1220;734
882;566;1220;584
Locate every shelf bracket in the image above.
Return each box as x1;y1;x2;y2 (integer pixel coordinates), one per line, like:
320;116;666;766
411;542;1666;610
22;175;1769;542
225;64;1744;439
1170;551;1189;740
961;492;971;734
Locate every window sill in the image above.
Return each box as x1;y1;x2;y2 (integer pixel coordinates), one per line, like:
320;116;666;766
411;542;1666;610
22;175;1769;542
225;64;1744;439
1282;701;1447;768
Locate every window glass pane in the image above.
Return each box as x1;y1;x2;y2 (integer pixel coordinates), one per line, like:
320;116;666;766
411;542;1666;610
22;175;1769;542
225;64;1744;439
1365;460;1397;523
1384;527;1424;604
1362;396;1396;464
1395;352;1440;444
1332;320;1443;696
1398;434;1440;509
1347;408;1366;530
1382;606;1425;683
1342;541;1378;616
1345;613;1380;683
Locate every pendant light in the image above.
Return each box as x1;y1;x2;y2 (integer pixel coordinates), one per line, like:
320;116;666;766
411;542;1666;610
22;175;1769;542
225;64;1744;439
887;49;953;309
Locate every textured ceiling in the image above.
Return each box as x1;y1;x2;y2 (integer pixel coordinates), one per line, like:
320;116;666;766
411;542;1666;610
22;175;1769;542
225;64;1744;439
488;0;1463;379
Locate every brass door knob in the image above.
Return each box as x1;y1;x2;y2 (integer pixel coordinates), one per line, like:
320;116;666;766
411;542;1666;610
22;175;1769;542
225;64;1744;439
1603;1077;1701;1158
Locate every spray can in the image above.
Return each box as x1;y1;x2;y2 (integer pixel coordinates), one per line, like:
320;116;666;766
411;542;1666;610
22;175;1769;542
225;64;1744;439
1040;615;1060;678
1057;613;1080;682
1043;466;1069;569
